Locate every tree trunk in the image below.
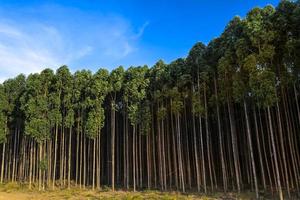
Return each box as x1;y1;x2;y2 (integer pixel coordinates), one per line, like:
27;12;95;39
192;113;200;192
204;86;213;191
39;143;42;191
176;114;185;192
199;116;206;193
227;100;241;193
267;106;283;200
133;125;136;192
92;138;96;190
1;142;6;183
68;127;72;189
214;76;227;192
253;107;266;190
243;100;258;199
111;102;116;191
52;124;58;189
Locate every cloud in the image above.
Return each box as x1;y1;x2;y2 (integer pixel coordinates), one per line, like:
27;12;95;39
132;21;150;39
0;22;58;82
0;4;149;82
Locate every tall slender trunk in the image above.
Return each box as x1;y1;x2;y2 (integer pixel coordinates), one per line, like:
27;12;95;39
204;86;213;191
12;128;17;182
243;100;258;199
176;114;185;192
267;106;283;200
192;113;200;192
1;142;6;183
126;116;129;189
38;143;42;191
294;83;300;125
161;119;166;190
83;135;86;188
111;101;116;191
199;116;206;193
79;129;83;188
76;119;80;185
52;124;58;189
214;76;227;191
227;100;241;193
133;125;136;192
146;130;151;189
253;107;266;190
276;95;290;197
29;140;33;189
47;138;52;187
60;127;65;187
68;127;72;189
97;129;101;189
157;114;163;190
92;138;96;190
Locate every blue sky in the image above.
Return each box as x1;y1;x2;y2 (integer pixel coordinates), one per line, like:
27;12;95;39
0;0;279;82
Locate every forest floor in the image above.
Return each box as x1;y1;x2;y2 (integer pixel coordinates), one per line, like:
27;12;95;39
0;182;258;199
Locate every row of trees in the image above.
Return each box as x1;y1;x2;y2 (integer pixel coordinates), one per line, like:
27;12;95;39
0;1;299;199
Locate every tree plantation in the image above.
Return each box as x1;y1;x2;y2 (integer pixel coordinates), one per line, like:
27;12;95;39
0;1;300;199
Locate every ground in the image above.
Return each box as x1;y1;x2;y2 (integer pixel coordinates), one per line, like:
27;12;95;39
0;183;258;199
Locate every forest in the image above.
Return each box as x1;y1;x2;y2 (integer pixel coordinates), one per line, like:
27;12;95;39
0;1;299;199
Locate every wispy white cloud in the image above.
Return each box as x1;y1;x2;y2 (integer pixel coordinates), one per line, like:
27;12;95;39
0;22;58;82
0;5;149;82
132;21;150;39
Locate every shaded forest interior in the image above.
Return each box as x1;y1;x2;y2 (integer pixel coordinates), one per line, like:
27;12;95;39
0;1;300;199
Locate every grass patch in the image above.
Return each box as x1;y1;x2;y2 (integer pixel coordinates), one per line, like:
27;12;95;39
0;182;261;199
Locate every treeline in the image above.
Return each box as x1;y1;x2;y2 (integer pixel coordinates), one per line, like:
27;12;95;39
0;1;300;199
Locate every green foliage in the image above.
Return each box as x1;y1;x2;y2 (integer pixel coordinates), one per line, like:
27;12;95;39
0;85;8;144
157;106;167;120
218;53;235;102
3;75;26;128
192;92;204;116
22;70;53;143
39;156;48;171
86;108;104;139
85;68;110;139
139;101;152;135
249;69;277;108
186;42;207;81
124;66;149;126
169;87;183;114
109;66;125;95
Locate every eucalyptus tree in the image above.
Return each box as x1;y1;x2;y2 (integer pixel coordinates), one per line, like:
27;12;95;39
149;60;169;190
22;69;53;190
275;0;300;127
205;38;228;192
53;66;74;187
123;66;149;191
2;75;26;183
218;16;244;193
186;44;206;193
86;68;110;190
169;86;185;192
148;60;168;189
249;69;279;198
108;66;124;191
49;72;62;189
244;6;284;199
0;84;8;183
233;30;259;199
165;58;190;192
73;70;93;187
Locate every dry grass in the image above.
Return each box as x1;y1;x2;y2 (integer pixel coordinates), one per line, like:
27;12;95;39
0;183;257;200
